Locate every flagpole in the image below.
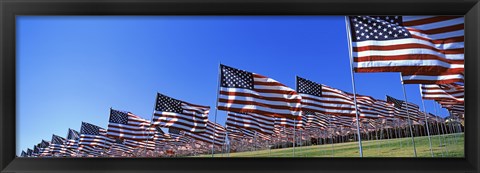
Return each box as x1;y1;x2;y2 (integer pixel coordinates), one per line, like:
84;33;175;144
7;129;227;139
212;63;221;157
399;74;417;157
419;85;434;157
345;16;364;157
293;76;300;157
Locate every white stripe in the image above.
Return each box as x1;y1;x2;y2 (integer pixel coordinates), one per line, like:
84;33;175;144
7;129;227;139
354;48;464;60
152;116;207;129
402;74;464;81
301;97;355;109
355;60;463;69
153;111;208;124
409;29;464;41
353;37;464;49
405;17;463;30
219;94;301;108
402;16;435;22
108;123;156;133
218;102;301;116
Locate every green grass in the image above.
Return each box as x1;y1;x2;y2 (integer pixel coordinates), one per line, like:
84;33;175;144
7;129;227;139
195;133;464;157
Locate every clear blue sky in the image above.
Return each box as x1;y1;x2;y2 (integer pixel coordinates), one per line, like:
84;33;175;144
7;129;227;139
16;16;450;155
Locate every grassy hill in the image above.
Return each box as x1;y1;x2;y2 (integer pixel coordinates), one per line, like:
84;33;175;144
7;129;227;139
195;133;464;157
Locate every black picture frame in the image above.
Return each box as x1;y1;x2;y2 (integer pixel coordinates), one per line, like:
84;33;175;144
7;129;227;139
1;0;479;172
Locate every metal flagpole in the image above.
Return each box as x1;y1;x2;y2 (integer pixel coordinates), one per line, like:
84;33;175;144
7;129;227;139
399;74;417;157
419;86;434;157
345;16;364;157
212;63;221;157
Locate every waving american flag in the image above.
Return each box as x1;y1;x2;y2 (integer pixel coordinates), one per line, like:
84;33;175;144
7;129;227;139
218;64;302;119
347;16;464;84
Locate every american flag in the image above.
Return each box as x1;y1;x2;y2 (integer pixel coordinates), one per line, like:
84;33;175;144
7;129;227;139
154;128;190;150
153;93;209;132
226;125;246;139
296;76;357;117
273;116;305;129
218;64;302;119
330;115;355;128
356;96;394;118
226;112;275;135
32;145;40;157
168;128;192;144
184;121;226;146
420;83;464;103
304;111;329;130
65;128;80;155
439;101;464;115
79;122;114;156
239;128;272;141
347;16;464;84
38;140;52;157
50;134;68;155
386;95;421;120
124;139;156;151
108;109;156;141
107;139;134;157
26;148;33;157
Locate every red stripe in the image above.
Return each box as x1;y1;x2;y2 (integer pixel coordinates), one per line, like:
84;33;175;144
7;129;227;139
401;68;464;76
403;16;462;26
402;78;464;84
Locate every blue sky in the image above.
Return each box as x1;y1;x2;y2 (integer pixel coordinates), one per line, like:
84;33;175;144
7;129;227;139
16;16;450;155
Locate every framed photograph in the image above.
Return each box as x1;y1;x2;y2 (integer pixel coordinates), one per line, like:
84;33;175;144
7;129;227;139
1;0;479;172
